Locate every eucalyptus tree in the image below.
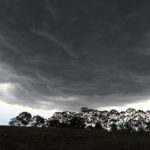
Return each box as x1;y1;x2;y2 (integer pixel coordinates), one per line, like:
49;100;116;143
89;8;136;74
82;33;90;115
9;112;32;127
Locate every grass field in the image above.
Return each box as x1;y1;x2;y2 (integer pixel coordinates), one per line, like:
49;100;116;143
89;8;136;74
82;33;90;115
1;126;150;150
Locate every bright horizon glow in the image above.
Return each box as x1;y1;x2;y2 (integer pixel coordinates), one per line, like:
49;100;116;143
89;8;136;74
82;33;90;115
1;99;150;125
0;101;59;125
98;99;150;111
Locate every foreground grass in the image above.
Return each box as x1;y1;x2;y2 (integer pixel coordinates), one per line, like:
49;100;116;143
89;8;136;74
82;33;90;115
1;126;150;150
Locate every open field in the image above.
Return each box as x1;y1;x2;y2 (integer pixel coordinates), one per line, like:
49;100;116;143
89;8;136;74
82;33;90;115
1;126;150;150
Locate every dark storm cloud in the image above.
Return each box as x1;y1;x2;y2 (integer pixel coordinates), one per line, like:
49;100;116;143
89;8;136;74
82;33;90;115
0;0;150;110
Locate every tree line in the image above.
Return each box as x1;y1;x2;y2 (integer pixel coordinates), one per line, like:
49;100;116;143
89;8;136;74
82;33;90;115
9;107;150;132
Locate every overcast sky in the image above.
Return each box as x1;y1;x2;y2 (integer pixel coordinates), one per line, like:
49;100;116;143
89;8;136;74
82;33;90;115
1;0;150;124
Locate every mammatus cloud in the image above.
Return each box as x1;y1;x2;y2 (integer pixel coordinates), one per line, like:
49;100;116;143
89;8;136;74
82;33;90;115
0;0;150;110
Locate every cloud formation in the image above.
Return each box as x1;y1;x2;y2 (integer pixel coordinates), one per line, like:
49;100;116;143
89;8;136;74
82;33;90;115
0;0;150;110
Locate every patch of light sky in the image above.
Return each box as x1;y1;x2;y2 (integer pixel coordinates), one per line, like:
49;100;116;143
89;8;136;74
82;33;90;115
98;99;150;111
0;101;59;125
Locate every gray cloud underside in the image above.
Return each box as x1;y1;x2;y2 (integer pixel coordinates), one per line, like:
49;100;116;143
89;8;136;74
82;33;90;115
0;0;150;110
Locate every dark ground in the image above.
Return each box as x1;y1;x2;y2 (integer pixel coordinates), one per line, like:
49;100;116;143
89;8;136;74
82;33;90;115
0;126;150;150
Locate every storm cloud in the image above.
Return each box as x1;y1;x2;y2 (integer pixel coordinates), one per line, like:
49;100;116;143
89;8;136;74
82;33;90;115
0;0;150;110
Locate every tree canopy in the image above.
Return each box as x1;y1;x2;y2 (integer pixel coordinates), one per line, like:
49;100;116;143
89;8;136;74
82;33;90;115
9;107;150;132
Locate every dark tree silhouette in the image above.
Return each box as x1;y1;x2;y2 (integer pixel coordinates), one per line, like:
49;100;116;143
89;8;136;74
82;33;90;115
81;107;89;113
124;122;134;132
47;119;60;128
59;122;69;128
9;112;32;127
146;122;150;131
8;107;150;132
110;123;117;132
70;116;85;128
95;122;103;131
18;112;32;127
31;115;45;127
9;117;22;127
